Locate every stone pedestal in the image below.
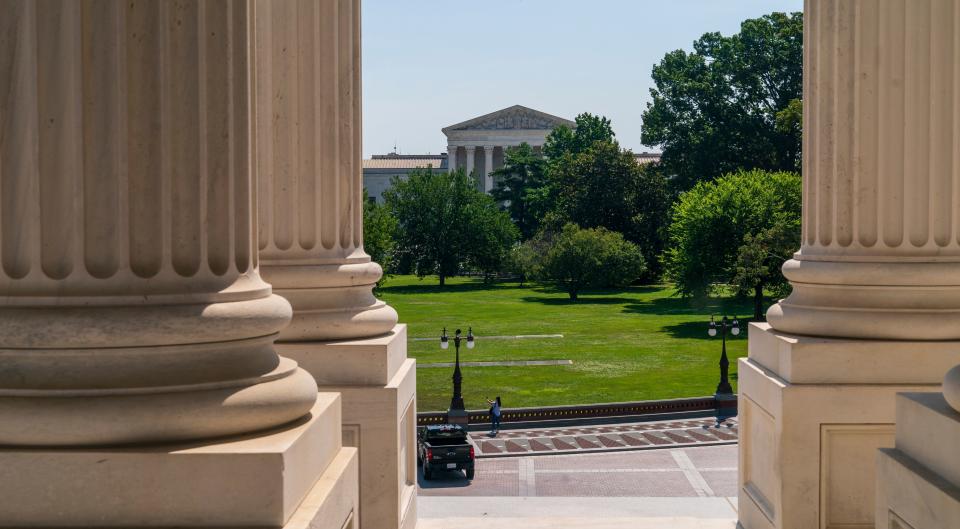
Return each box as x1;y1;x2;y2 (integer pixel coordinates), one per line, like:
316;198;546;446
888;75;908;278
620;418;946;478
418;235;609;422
280;328;418;529
739;325;960;529
0;2;357;527
875;393;960;529
0;395;357;528
740;1;960;527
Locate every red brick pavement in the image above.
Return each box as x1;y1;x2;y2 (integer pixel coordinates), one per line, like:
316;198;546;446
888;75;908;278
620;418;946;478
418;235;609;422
474;416;737;457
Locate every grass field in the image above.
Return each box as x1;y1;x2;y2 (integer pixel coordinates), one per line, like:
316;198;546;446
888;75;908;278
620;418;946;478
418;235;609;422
377;275;758;412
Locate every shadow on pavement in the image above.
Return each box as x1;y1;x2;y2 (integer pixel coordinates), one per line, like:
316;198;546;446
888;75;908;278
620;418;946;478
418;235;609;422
417;466;472;489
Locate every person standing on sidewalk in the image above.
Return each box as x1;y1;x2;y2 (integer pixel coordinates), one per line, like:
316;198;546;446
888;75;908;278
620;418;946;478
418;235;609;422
486;396;502;435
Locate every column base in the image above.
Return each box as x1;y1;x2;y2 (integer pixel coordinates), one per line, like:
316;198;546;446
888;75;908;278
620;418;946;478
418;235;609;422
738;323;960;529
0;394;357;528
278;325;417;529
876;393;960;529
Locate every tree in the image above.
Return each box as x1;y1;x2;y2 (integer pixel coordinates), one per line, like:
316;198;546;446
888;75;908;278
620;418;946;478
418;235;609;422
490;143;547;240
384;168;517;286
537;224;646;301
665;169;801;306
543;113;615;160
641;12;802;190
545;138;670;280
362;195;398;287
465;198;520;282
733;223;799;319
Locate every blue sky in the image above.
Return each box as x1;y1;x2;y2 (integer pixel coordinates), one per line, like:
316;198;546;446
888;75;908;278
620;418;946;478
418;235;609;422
362;0;803;158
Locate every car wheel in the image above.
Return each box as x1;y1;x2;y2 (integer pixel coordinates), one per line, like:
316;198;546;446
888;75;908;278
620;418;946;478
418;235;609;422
465;467;475;480
422;461;433;480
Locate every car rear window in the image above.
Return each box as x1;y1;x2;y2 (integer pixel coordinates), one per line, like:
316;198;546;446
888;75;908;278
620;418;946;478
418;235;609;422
425;428;467;444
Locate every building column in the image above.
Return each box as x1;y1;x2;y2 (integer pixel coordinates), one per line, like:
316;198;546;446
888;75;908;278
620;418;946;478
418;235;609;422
739;1;960;528
447;145;458;172
484;146;495;192
254;1;416;529
0;2;357;527
465;146;476;177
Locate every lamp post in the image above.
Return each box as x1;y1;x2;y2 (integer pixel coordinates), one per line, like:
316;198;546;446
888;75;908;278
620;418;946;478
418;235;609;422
708;316;739;396
441;327;474;425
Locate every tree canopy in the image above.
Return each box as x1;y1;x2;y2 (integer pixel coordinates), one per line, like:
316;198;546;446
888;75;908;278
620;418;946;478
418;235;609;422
539;116;670;280
383;168;517;286
362;196;397;287
664;169;800;312
537;223;646;300
641;12;802;190
490;143;547;240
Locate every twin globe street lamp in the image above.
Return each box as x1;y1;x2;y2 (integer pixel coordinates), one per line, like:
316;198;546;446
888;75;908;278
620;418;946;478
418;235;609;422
440;327;474;422
708;316;739;396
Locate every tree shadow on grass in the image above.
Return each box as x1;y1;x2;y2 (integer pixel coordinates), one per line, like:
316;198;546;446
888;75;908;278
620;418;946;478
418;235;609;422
658;319;754;341
622;295;755;317
525;284;663;296
519;295;635;306
379;279;516;295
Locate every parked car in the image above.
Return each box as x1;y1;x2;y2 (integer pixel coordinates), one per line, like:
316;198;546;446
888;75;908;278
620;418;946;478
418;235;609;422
417;424;475;480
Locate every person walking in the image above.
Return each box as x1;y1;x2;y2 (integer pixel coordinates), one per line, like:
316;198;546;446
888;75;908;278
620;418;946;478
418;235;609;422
486;396;502;435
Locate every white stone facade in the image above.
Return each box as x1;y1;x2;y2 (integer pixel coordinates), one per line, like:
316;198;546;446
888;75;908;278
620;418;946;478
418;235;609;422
444;105;574;193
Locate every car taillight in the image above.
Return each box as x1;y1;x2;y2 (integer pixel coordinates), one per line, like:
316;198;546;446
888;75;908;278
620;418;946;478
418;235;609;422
469;445;475;459
426;448;433;460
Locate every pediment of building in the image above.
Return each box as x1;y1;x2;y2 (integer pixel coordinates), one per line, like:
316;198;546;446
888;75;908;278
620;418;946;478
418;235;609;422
442;105;575;134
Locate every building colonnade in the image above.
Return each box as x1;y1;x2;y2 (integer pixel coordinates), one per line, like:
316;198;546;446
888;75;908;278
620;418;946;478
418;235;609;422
447;144;516;192
0;1;410;529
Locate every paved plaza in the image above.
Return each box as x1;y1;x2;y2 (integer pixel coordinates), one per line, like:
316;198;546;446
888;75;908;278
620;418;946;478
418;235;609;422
419;443;738;497
417;444;739;528
473;416;738;456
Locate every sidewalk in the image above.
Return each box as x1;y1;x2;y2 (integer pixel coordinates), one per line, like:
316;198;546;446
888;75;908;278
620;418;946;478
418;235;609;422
471;416;738;457
417;497;738;529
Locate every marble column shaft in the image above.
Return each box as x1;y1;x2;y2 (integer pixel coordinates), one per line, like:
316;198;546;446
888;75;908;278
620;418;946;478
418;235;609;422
256;0;397;341
465;146;476;177
447;145;458;172
769;0;960;341
484;146;494;192
0;0;317;446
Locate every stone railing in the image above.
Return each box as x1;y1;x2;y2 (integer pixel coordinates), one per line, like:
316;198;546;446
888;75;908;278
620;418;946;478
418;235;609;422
416;395;735;427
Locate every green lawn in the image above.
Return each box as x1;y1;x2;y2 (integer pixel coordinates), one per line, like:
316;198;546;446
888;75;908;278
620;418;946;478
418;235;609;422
377;275;756;412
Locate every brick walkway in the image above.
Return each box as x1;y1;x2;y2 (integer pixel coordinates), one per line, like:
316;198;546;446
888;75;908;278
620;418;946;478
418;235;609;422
471;416;738;457
418;444;739;498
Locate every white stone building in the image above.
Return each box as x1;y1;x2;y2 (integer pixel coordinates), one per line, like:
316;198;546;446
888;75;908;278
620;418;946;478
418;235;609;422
362;105;574;202
363;105;664;202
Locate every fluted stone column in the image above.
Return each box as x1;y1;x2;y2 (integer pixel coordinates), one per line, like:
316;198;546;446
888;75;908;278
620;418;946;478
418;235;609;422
465;145;476;177
484;146;495;192
253;2;416;529
768;0;960;341
0;2;360;528
739;1;960;528
0;0;316;448
256;0;397;342
448;145;458;172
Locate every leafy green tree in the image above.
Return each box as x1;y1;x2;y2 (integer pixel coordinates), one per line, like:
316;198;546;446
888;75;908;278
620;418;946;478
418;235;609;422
665;169;801;307
543;113;615;160
466;198;520;282
362;195;398;286
641;12;802;189
490;143;547;240
733;223;799;319
384;168;516;286
546;139;670;280
537;224;646;301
